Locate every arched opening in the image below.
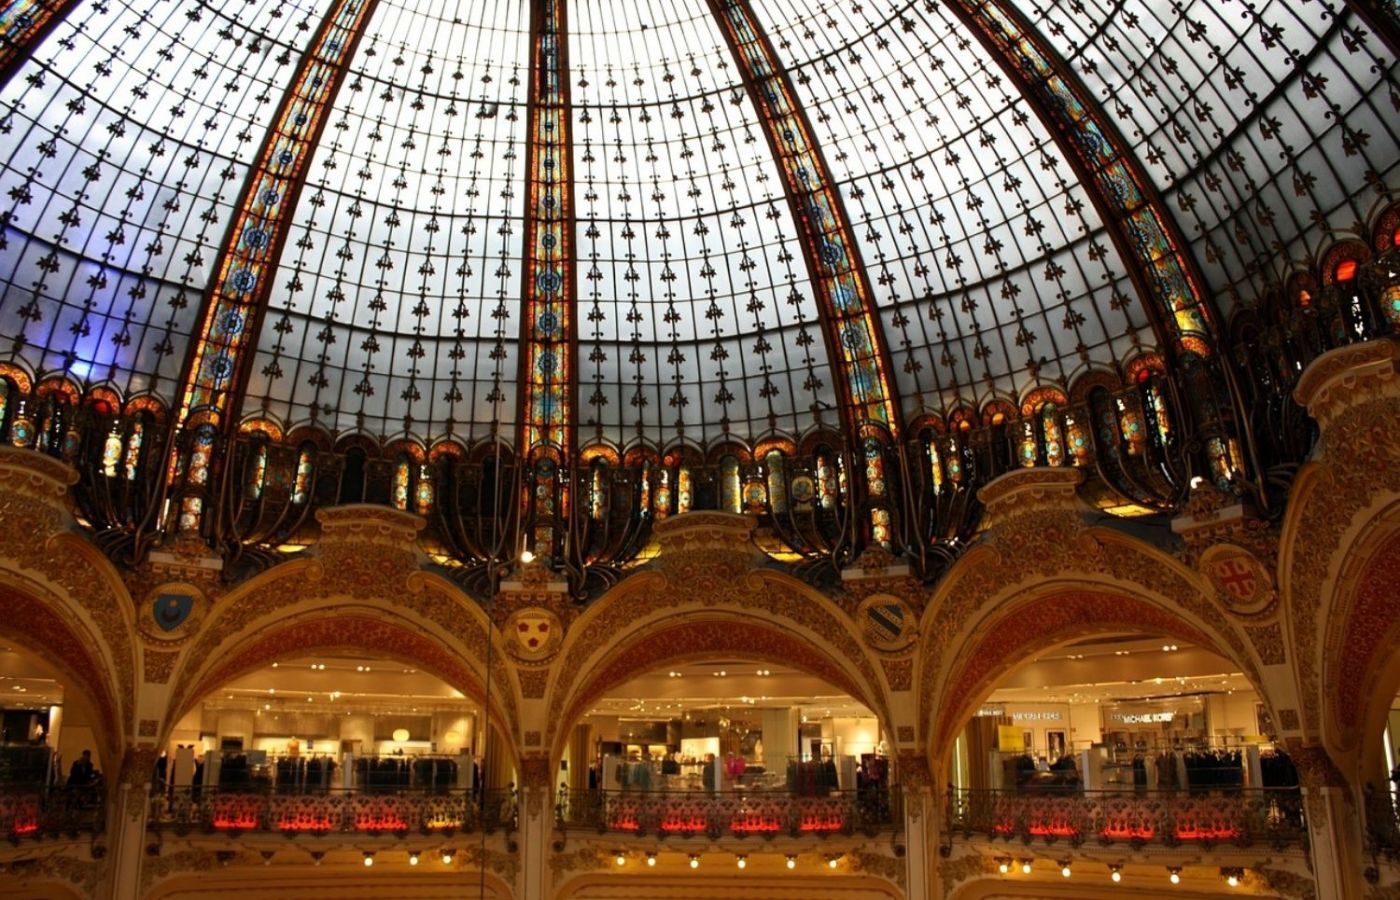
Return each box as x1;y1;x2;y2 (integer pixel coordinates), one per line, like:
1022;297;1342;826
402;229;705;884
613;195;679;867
145;859;515;899
0;641;111;839
1325;530;1400;860
933;591;1301;860
161;614;519;843
552;611;899;878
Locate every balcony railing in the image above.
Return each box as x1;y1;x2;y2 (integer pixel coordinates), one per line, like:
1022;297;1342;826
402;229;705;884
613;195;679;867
945;788;1307;850
0;786;105;840
147;787;516;836
558;788;899;839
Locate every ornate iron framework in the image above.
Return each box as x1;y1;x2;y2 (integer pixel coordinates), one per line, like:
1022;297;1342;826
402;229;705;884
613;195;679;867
707;0;902;440
163;0;380;533
0;0;80;91
942;0;1219;359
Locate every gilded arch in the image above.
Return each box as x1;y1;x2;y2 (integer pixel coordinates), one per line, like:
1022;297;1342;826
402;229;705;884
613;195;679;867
928;587;1238;762
164;509;519;749
1319;501;1400;757
171;610;519;769
543;512;892;760
0;583;124;765
916;468;1265;754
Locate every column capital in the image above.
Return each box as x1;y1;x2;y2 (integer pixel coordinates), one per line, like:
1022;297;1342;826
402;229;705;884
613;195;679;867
1293;338;1400;430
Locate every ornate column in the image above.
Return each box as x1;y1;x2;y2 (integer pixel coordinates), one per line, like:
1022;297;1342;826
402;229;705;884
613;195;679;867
516;751;556;900
100;746;158;900
896;751;935;900
1290;743;1366;900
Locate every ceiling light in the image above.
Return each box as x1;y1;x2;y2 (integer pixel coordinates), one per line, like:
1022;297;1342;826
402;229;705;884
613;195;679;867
736;855;747;869
441;850;454;865
996;858;1010;874
689;854;700;869
646;852;657;867
785;855;797;870
1109;864;1122;883
408;851;419;866
362;852;375;867
828;855;840;869
1060;861;1072;878
615;852;626;867
1168;867;1181;884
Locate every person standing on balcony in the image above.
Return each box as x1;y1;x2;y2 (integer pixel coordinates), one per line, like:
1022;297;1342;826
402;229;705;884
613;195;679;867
66;750;95;787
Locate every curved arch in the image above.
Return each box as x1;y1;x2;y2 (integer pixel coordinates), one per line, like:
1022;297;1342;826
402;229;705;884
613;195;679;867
554;614;888;765
0;583;123;764
172;609;519;770
167;550;517;754
927;586;1248;765
145;864;515;900
1320;501;1400;760
917;472;1267;757
556;871;900;899
544;536;892;763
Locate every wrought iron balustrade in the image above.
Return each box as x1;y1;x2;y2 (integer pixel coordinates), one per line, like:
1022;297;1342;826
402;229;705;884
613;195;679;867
945;788;1306;850
558;788;899;838
0;786;106;840
147;787;516;836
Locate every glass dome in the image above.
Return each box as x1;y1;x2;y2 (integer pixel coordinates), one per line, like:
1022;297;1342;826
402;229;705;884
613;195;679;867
0;0;1394;451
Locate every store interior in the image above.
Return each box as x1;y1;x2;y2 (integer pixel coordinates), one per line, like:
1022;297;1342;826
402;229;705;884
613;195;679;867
559;661;887;797
0;643;103;789
952;633;1298;794
5;635;1400;814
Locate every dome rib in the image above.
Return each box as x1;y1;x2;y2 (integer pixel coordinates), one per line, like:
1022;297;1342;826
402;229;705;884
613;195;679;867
518;0;579;553
167;0;381;530
943;0;1221;362
709;0;903;439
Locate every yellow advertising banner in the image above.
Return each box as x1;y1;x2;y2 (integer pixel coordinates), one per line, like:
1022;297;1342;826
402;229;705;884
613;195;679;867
997;725;1024;752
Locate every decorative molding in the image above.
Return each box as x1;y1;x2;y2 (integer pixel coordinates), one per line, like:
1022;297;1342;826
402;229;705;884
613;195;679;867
879;657;913;692
1245;623;1287;666
1283;340;1400;737
519;668;549;700
143;649;178;684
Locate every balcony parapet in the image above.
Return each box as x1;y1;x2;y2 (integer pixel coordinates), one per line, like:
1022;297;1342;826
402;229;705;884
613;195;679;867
558;787;900;841
0;786;105;845
146;787;516;839
945;788;1308;853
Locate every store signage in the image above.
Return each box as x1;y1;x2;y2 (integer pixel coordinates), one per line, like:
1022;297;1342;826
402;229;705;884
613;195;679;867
1111;712;1176;724
974;706;1062;721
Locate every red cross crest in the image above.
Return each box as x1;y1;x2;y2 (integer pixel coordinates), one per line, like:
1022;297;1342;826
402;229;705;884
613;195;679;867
1214;558;1257;600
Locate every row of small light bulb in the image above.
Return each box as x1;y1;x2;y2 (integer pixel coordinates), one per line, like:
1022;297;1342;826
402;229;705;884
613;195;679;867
995;858;1244;887
359;849;458;867
615;852;841;870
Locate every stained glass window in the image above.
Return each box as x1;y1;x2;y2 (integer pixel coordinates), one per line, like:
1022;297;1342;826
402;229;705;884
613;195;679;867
247;443;269;499
414;464;435;516
766;451;787;515
291;448;314;506
393;458;412;512
677;466;693;515
123;421;144;481
720;456;741;515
